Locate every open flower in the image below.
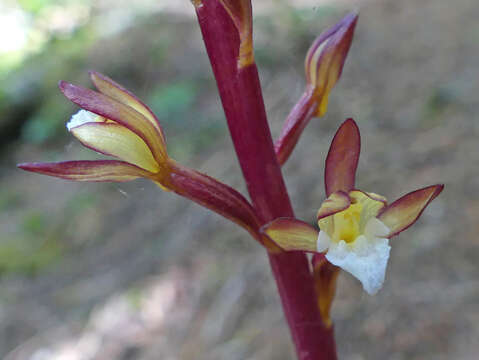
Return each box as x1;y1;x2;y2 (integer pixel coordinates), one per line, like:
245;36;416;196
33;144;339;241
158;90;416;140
263;119;443;294
19;72;262;242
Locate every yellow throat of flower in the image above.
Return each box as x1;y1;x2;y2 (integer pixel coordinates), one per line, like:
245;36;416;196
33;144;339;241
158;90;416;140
331;202;362;243
317;190;388;247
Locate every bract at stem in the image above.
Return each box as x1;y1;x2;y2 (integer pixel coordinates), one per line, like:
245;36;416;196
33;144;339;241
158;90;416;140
218;0;254;68
312;254;340;328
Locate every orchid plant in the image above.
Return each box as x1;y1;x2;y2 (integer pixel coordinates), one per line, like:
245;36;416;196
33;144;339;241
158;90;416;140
18;1;443;359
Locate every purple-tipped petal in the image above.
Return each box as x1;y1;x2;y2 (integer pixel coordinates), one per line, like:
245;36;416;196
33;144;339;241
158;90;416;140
18;160;149;182
349;189;387;226
59;81;167;165
325;118;360;196
316;191;351;221
316;190;351;239
378;184;444;237
89;71;166;145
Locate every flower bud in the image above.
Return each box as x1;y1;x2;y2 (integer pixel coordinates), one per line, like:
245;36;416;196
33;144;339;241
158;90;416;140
305;12;358;116
18;72;263;242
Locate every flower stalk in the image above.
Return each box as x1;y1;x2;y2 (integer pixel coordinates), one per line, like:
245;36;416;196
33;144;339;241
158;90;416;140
194;1;336;358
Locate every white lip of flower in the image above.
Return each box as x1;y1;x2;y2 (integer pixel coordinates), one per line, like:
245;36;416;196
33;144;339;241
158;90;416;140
317;217;391;295
66;110;105;131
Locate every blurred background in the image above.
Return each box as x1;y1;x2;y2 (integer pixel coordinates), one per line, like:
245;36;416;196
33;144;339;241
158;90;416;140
1;0;478;359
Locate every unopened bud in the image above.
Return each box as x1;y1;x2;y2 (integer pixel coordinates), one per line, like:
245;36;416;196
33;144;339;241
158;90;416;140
305;12;358;116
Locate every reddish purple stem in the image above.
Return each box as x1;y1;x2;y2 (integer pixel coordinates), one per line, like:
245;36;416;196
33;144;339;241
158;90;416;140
195;2;337;359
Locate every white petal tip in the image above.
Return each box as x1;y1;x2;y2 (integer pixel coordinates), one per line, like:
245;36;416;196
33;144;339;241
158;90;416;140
326;237;391;295
66;110;101;131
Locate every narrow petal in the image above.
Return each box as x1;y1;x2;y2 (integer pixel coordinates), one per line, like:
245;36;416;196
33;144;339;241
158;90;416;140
317;191;351;220
349;189;387;232
59;81;168;165
317;191;351;237
378;184;444;237
218;0;253;67
71;123;159;173
326;236;391;295
261;218;319;252
17;160;148;182
89;71;166;145
364;191;388;203
325;118;360;196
